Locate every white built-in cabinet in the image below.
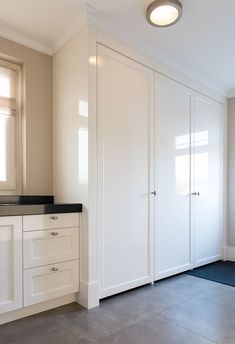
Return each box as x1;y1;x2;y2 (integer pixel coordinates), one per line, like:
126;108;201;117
97;45;225;294
0;216;22;314
97;44;155;298
155;74;224;280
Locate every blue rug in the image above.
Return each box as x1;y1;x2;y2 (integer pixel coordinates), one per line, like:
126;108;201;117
186;261;235;287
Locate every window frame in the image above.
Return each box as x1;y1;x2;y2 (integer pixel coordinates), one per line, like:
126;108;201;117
0;58;22;194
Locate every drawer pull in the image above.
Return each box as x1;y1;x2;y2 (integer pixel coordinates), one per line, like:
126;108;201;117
51;232;59;236
50;216;58;220
51;267;59;272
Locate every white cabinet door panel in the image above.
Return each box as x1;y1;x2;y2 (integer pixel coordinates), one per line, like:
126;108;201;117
24;260;79;306
0;216;22;314
98;45;155;298
155;74;193;280
192;94;223;267
23;228;79;268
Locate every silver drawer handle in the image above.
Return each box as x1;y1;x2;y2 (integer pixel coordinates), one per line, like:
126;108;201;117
51;267;59;272
50;216;58;220
51;232;59;236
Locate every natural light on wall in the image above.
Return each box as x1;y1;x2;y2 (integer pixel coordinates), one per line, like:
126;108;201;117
78;128;88;184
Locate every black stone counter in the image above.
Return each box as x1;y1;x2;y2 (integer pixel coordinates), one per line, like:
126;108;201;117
0;196;82;216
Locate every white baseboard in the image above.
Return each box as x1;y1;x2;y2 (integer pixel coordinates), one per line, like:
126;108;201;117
155;263;192;281
76;280;99;309
0;294;76;325
224;246;235;261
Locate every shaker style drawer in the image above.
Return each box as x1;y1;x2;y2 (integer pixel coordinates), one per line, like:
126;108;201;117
23;228;79;268
23;213;79;231
23;260;79;306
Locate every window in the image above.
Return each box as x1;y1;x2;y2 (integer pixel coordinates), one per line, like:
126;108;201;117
0;60;21;192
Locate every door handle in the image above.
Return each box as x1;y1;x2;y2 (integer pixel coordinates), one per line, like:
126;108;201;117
150;191;157;196
191;192;200;196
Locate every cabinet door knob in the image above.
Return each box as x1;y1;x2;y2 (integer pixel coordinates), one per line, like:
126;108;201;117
50;216;58;220
51;232;59;236
151;191;157;196
51;267;59;272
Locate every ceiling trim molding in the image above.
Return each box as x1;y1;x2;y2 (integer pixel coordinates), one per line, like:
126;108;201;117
227;88;235;99
0;20;53;55
52;9;88;54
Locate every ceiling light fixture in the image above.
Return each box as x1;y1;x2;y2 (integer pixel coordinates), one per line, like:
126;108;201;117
146;0;183;27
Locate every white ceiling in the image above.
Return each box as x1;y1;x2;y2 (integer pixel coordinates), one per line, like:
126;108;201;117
0;0;234;96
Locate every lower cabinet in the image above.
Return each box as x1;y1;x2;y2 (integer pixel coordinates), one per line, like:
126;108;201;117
0;213;80;316
0;216;22;314
24;260;79;306
22;213;80;307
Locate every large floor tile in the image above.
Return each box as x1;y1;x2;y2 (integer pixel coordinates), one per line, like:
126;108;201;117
160;296;235;344
64;296;153;340
97;314;215;344
0;304;96;344
198;283;235;311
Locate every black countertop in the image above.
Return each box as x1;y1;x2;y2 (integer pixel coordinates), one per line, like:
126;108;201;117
0;196;82;216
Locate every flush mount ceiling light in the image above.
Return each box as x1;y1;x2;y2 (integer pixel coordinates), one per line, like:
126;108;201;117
146;0;183;27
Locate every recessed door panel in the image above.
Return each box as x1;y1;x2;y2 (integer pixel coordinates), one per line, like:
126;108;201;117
98;45;155;298
155;74;192;280
192;94;223;267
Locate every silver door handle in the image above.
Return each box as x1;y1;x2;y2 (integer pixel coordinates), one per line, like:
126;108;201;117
151;191;157;196
192;192;200;196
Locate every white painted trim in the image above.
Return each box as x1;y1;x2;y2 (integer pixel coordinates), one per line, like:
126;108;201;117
194;255;222;268
0;20;52;55
224;246;235;261
101;277;153;299
0;294;75;325
76;280;99;309
155;264;193;281
227;89;235;99
52;10;88;54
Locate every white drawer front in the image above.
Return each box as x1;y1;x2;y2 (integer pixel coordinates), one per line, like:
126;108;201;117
23;213;79;231
23;260;79;306
23;228;79;269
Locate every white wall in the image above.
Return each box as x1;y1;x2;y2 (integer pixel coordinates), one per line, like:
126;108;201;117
53;26;92;307
228;97;235;248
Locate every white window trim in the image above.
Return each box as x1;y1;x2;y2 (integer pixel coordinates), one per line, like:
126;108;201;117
0;59;22;195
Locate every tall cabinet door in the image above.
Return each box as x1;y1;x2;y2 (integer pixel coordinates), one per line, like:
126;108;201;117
0;216;22;314
192;94;224;267
98;45;155;298
155;74;193;280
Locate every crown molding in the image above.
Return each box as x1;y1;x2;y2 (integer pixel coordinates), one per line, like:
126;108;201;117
52;9;88;54
227;88;235;99
0;20;53;55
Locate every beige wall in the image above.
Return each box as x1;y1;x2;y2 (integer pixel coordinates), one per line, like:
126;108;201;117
0;36;53;195
228;97;235;247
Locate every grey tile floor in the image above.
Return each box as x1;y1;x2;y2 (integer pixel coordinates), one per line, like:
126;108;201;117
1;274;235;344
